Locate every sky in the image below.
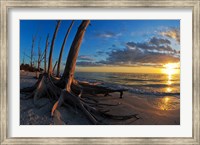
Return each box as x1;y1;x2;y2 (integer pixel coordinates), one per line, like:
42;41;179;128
20;20;180;73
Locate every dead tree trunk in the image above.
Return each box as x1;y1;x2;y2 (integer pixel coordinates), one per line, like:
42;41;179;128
51;20;138;124
44;34;49;73
56;20;74;77
21;20;139;125
22;49;26;64
36;37;42;78
51;20;90;118
21;20;62;107
30;36;36;68
62;20;90;91
48;20;61;76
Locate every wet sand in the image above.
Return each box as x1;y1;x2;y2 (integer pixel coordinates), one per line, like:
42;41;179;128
20;71;180;125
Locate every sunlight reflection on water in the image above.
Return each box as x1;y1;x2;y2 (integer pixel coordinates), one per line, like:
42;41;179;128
148;96;180;111
166;74;173;93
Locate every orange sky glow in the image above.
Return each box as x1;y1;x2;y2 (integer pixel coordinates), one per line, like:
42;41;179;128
76;63;180;74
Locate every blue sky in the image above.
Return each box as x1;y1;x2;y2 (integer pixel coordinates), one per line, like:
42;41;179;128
20;20;180;72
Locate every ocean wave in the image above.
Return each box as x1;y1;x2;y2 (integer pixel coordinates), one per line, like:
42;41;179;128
75;73;180;97
128;88;180;96
121;78;179;82
97;82;180;97
129;83;180;88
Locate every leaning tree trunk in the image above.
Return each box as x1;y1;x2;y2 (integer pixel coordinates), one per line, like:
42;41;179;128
48;20;61;76
51;20;139;124
56;20;74;77
62;20;90;91
51;20;90;115
21;20;139;125
20;20;62;107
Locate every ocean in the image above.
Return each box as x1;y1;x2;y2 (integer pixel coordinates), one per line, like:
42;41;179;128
74;72;180;97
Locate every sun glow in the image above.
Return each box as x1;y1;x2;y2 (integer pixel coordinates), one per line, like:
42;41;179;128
160;97;171;110
166;87;172;93
162;63;180;75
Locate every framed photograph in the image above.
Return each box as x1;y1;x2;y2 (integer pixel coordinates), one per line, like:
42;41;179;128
0;0;199;144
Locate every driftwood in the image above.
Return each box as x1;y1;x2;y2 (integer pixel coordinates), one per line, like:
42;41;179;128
21;20;140;125
51;90;139;125
73;80;127;98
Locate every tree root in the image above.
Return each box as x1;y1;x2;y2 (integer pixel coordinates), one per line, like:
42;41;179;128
52;110;66;125
21;75;138;125
71;79;128;98
55;78;127;98
20;81;38;93
80;98;121;107
20;74;43;93
21;74;61;107
52;90;140;125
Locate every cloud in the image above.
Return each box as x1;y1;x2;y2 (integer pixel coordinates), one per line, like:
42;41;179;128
76;61;100;67
77;36;180;67
98;37;179;66
160;28;180;43
126;40;174;53
96;32;121;38
100;48;179;66
149;37;171;46
78;55;95;61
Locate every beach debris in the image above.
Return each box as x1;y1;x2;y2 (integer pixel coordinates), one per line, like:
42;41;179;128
72;80;127;98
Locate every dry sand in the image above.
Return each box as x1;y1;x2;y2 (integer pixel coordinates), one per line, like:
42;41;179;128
20;71;180;125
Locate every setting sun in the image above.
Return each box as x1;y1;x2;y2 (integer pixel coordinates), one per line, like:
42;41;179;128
162;63;180;75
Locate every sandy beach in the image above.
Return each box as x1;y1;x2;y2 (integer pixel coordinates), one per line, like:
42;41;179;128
20;71;180;125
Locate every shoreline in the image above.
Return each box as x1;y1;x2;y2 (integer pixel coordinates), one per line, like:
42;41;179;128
20;71;180;125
